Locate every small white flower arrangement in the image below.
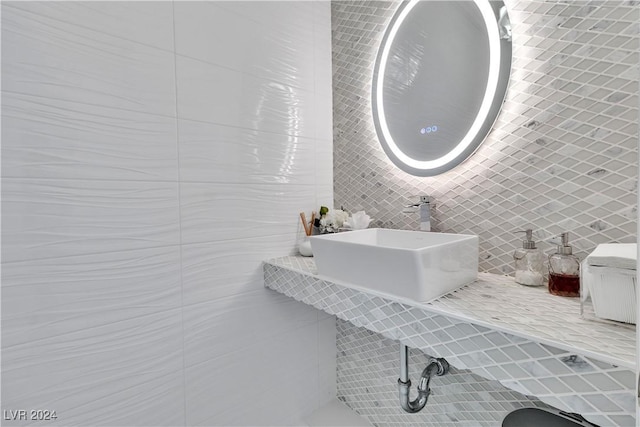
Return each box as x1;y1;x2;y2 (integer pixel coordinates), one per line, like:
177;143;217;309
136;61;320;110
314;206;371;233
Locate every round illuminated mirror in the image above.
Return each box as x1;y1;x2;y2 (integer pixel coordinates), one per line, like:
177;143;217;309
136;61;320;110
372;0;512;176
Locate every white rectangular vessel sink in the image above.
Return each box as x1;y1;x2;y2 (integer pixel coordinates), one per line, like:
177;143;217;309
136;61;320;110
310;228;478;303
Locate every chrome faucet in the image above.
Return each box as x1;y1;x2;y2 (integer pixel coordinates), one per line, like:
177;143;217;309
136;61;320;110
403;196;431;231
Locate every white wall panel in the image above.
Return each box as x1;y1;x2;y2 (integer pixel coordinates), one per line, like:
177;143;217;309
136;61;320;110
173;2;315;91
215;1;315;37
3;2;175;51
2;246;182;347
180;235;297;306
1;178;181;263
177;119;317;185
2;308;185;426
179;183;316;244
184;322;321;427
175;55;316;138
2;4;177;117
312;1;334;144
182;289;319;368
2;93;179;182
315;138;335;208
174;1;334;424
312;1;335;210
1;1;334;426
318;315;339;402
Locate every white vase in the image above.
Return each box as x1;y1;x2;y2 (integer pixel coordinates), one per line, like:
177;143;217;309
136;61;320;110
298;236;313;257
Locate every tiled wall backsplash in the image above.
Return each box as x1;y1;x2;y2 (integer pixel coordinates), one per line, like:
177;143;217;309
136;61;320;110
331;1;638;425
332;0;638;275
336;319;554;427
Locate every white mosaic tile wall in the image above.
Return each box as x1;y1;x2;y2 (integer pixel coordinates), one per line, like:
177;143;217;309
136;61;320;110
336;319;554;427
330;2;638;424
332;0;638;275
264;257;636;426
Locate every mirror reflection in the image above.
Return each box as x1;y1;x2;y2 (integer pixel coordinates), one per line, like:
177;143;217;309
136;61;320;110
372;0;512;176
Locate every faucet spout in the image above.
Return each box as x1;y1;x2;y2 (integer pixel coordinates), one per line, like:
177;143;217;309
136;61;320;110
402;196;431;231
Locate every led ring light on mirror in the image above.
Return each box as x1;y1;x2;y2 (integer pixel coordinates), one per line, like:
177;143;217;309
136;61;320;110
372;0;512;177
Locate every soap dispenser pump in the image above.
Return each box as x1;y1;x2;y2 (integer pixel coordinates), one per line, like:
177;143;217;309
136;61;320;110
513;229;545;287
548;232;580;297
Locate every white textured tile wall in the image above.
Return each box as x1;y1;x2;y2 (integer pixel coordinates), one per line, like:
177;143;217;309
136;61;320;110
1;2;334;426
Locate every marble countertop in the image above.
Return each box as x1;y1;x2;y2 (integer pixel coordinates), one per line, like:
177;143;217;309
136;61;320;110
264;255;636;425
266;256;635;369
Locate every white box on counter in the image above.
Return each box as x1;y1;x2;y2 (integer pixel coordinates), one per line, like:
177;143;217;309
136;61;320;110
581;243;637;325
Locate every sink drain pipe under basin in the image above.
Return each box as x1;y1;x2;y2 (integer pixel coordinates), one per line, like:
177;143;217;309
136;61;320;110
397;344;450;413
396;344;600;425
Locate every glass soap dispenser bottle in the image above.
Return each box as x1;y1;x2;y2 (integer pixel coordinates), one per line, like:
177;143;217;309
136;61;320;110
548;232;580;297
513;229;545;287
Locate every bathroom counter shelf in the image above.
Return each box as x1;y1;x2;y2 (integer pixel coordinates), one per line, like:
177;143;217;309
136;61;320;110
264;256;636;426
430;274;635;369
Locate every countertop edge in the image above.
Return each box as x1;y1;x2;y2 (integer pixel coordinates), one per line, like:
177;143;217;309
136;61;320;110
263;257;635;370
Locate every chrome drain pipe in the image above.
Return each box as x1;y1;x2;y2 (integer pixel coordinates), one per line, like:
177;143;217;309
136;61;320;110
398;344;450;413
